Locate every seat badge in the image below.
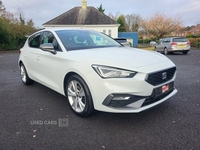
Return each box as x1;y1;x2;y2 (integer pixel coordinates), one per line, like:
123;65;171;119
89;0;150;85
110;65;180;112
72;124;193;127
162;72;167;80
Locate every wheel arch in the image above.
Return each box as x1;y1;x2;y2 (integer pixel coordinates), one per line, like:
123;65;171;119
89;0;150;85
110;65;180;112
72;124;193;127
19;60;23;67
63;72;80;96
62;71;96;111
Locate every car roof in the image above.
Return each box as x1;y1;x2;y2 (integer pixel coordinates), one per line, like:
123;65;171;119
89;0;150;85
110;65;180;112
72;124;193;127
29;28;96;37
42;28;93;32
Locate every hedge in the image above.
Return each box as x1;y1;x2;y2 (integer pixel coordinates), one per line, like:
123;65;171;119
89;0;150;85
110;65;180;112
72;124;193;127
188;38;200;48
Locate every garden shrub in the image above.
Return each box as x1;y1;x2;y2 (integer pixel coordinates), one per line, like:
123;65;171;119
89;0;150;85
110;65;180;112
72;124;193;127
188;38;200;48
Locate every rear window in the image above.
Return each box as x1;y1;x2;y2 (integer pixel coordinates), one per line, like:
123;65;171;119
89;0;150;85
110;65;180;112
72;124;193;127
172;38;188;42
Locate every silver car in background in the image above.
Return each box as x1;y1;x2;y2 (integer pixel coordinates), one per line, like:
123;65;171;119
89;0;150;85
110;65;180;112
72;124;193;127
154;37;190;55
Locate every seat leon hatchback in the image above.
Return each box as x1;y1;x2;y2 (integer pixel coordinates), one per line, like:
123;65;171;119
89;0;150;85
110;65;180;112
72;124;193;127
18;28;177;117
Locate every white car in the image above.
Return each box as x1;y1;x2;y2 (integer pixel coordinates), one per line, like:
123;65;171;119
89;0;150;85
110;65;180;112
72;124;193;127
18;28;177;117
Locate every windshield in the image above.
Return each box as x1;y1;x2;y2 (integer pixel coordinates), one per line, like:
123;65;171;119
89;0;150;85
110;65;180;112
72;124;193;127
56;30;121;51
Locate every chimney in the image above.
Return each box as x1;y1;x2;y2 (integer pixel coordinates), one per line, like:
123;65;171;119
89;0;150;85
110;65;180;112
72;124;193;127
82;0;87;9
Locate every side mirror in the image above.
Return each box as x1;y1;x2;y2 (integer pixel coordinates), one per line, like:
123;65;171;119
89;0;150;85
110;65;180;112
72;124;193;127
40;43;57;55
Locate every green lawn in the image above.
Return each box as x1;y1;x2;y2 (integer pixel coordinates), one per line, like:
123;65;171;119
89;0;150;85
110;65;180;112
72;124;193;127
140;47;155;50
137;44;155;50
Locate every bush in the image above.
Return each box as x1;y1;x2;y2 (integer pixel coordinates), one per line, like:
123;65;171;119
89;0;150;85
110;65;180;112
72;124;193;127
0;17;37;50
138;39;143;44
186;34;200;38
138;39;151;44
188;38;200;48
195;41;200;48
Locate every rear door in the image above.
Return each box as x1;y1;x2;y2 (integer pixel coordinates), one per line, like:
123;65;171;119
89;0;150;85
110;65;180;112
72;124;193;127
23;32;43;80
156;39;164;52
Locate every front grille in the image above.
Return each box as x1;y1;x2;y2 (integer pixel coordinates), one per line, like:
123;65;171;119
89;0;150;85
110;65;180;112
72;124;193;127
142;82;174;107
145;67;176;86
142;88;174;107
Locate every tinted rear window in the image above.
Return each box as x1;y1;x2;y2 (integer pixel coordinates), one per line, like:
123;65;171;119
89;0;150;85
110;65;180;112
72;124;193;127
172;38;188;42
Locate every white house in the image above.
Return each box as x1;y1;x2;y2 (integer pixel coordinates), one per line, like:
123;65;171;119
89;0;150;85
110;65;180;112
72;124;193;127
43;0;120;38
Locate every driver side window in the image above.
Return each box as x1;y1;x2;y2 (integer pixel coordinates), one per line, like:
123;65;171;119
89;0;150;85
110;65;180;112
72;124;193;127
29;32;42;48
41;31;62;51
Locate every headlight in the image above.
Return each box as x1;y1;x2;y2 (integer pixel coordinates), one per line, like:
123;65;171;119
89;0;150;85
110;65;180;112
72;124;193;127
92;65;137;78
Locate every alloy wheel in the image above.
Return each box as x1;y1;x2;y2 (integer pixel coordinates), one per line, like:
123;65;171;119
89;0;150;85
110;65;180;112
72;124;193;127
21;65;26;83
67;80;86;113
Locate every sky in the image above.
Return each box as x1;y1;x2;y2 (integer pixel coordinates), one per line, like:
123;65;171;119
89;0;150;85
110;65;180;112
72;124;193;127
2;0;200;28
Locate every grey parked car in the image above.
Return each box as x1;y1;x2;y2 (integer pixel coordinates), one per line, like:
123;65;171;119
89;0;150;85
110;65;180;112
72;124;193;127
114;38;131;47
154;37;190;55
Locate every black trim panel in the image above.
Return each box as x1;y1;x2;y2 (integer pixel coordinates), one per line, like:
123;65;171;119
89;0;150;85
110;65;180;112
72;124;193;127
102;82;175;108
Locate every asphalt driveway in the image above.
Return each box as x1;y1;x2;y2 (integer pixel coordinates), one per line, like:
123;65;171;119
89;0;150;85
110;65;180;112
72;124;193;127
0;50;200;150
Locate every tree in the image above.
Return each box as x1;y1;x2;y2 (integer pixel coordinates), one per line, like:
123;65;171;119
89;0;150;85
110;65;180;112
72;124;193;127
117;15;126;32
0;0;6;16
140;12;182;39
125;14;142;32
108;12;119;21
16;8;25;25
0;18;10;45
97;4;105;13
19;13;25;25
0;8;37;50
109;13;142;32
27;19;34;27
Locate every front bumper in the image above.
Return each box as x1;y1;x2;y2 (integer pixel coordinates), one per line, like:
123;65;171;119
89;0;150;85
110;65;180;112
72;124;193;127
85;64;177;113
103;82;175;108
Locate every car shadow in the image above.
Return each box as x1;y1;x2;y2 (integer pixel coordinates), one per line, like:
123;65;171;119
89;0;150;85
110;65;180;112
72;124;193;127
28;81;175;127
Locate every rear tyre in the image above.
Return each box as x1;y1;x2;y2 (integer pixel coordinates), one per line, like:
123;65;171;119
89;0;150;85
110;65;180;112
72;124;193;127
66;75;95;117
182;51;188;55
164;48;168;55
20;64;34;85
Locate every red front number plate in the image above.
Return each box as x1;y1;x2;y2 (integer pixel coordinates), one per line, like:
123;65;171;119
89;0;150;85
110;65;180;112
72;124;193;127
162;85;169;93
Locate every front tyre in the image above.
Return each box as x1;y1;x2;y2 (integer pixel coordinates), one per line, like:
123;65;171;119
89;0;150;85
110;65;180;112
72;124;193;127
20;64;34;85
66;75;94;117
164;48;168;55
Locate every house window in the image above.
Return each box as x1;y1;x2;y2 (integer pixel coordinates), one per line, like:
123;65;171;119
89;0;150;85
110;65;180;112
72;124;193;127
108;29;111;36
103;29;106;34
